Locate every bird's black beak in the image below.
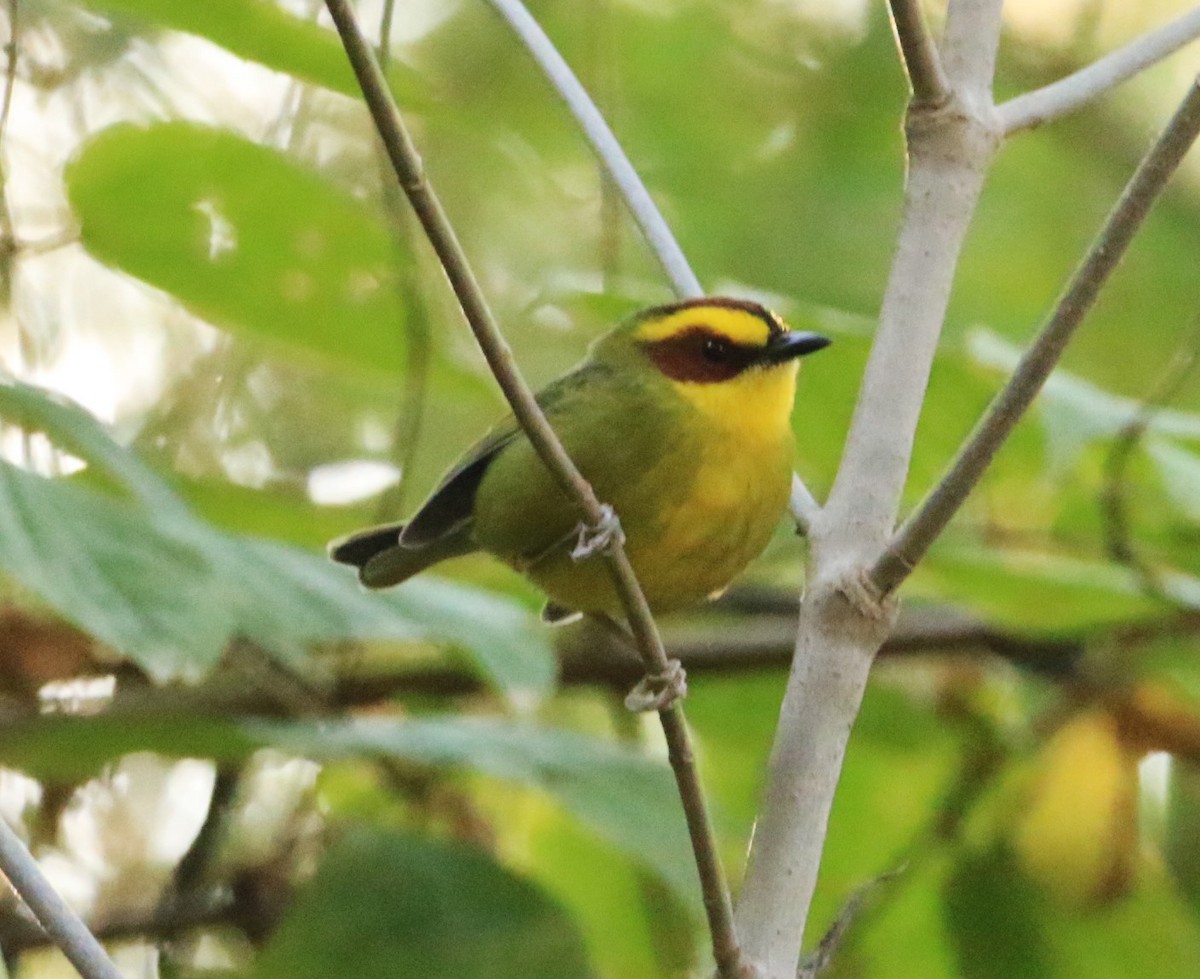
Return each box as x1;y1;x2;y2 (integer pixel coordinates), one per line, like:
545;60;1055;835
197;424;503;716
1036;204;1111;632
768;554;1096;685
758;330;831;366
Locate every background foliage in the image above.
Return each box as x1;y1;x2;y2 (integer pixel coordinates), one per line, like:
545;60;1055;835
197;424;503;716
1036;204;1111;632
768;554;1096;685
0;0;1199;976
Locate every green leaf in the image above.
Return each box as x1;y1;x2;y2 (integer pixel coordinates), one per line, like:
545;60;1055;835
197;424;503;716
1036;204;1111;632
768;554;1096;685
255;828;592;979
1145;437;1200;523
914;544;1163;634
68;123;407;374
968;329;1200;468
222;538;555;698
0;714;694;913
259;717;696;910
946;845;1200;979
0;380;552;693
77;0;416;100
0;458;236;680
0;374;184;514
944;847;1053;979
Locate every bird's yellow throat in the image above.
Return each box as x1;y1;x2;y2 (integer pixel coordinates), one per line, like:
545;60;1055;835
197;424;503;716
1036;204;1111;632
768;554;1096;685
633;303;801;446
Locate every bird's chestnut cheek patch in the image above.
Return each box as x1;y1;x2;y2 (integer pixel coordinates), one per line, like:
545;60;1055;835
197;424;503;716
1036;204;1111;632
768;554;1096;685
641;327;762;384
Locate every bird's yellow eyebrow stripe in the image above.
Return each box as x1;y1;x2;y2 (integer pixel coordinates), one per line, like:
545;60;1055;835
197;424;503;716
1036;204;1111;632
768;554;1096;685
632;306;776;347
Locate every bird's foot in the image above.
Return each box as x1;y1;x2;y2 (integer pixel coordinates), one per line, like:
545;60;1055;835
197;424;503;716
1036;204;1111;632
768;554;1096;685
570;504;626;561
624;658;687;712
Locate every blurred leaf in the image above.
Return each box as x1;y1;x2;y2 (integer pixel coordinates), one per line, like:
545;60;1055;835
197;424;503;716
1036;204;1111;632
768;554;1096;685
968;330;1200;467
0;457;235;679
1145;437;1200;523
255;827;592;979
839;850;959;979
947;845;1200;979
262;716;696;910
944;847;1055;979
0;713;693;912
0;374;185;513
809;682;964;940
1165;761;1200;918
0;380;552;693
1010;710;1138;908
77;0;417;99
226;538;555;697
68;123;407;374
913;544;1163;634
485;786;690;979
0;714;259;778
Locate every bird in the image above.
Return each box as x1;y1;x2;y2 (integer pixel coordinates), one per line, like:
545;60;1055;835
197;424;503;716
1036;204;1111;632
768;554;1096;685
330;297;829;623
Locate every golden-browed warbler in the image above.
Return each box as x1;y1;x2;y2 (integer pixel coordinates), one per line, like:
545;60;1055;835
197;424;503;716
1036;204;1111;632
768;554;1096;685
330;298;829;621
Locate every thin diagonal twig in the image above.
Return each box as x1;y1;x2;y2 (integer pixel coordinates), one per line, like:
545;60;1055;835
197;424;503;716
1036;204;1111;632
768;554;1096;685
322;3;747;975
887;0;950;108
873;75;1200;595
0;816;123;979
480;0;702;300
1000;6;1200;135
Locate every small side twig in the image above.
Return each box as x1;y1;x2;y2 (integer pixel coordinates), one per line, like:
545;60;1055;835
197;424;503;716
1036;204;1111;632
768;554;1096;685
480;0;702;300
886;0;950;109
873;75;1200;595
796;867;906;979
1101;318;1200;598
999;7;1200;135
789;472;820;536
322;3;746;975
0;816;123;979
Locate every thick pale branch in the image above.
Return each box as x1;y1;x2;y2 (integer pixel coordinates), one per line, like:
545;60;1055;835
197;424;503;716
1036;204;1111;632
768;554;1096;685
735;3;1006;975
0;816;123;979
874;75;1200;595
887;0;950;108
999;7;1200;135
322;2;745;974
481;0;702;300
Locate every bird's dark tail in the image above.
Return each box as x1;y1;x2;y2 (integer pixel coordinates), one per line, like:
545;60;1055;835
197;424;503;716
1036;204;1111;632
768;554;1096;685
328;522;407;569
328;521;477;589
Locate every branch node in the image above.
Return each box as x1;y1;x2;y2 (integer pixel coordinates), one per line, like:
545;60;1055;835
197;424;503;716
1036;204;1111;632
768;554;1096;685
836;567;896;624
625;658;687;712
570;503;626;561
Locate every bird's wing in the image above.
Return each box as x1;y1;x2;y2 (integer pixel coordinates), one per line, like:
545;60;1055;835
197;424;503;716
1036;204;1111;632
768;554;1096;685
401;365;599;547
327;427;518;589
400;425;520;546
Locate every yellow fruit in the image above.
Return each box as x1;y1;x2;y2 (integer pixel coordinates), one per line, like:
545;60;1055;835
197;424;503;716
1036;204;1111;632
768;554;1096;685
1011;709;1139;907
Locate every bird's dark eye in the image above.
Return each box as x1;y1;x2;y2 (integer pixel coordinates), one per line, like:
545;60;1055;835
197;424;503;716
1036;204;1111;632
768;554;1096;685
701;337;730;362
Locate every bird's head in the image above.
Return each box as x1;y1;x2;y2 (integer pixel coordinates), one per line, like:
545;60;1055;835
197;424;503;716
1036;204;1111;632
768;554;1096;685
597;297;830;434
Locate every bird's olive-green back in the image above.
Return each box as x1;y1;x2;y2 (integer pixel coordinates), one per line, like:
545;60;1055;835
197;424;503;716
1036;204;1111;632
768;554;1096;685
471;345;700;567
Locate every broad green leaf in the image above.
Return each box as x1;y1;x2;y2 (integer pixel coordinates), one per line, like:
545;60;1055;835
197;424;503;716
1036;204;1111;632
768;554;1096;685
0;714;693;911
0;380;552;693
946;846;1200;979
0;374;184;514
77;0;417;100
968;329;1200;468
68;123;407;373
260;717;696;909
255;828;592;979
914;544;1164;633
485;786;692;979
224;538;554;698
0;457;235;679
944;847;1055;979
1145;437;1200;523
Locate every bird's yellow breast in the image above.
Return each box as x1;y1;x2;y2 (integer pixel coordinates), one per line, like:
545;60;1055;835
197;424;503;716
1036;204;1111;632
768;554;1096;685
523;360;798;615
